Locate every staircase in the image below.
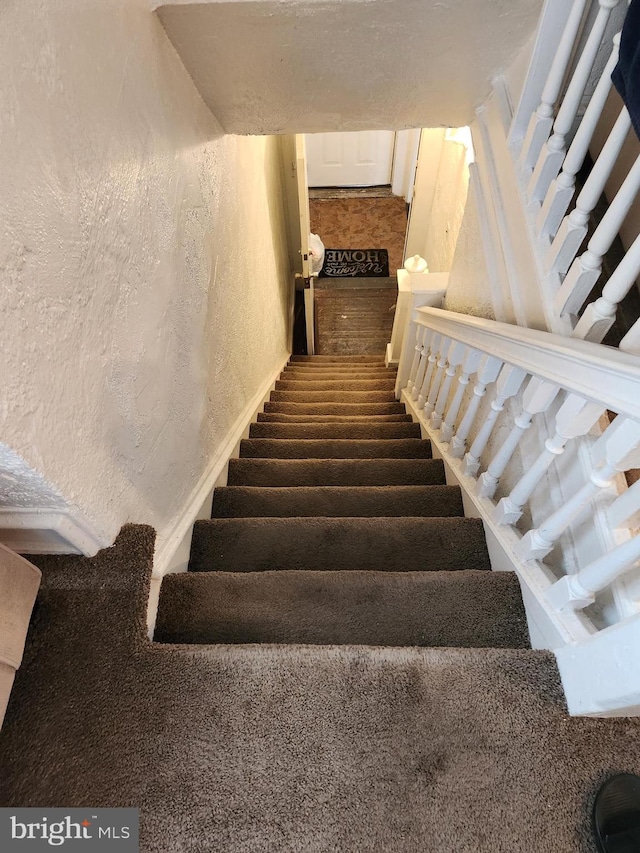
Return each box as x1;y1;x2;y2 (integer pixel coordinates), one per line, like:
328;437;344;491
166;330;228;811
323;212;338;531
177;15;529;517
155;355;529;651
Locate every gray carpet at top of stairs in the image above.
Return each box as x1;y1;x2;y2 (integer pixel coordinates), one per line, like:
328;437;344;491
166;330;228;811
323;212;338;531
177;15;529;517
227;457;445;487
7;528;640;853
239;438;432;459
211;485;464;518
154;570;529;648
188;516;490;573
248;421;421;440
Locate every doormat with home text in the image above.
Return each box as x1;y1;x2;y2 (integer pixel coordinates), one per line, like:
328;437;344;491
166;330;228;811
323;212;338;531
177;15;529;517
320;248;390;278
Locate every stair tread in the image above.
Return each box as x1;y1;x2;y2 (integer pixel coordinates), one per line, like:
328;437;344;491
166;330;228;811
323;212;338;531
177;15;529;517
249;422;421;439
211;485;463;517
227;457;445;486
240;438;432;459
281;369;397;376
275;380;396;391
189;516;489;573
290;355;387;362
264;402;406;415
270;390;397;402
155;569;529;649
256;413;412;423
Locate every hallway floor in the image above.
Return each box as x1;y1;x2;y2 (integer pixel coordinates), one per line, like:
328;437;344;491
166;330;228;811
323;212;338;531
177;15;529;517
310;195;408;274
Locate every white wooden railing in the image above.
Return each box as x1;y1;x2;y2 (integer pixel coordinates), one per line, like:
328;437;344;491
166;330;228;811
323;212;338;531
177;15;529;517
397;304;640;715
511;0;640;350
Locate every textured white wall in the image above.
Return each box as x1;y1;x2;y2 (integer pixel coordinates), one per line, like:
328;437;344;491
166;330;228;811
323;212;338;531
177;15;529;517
156;0;544;134
444;175;496;320
0;0;292;548
422;136;471;274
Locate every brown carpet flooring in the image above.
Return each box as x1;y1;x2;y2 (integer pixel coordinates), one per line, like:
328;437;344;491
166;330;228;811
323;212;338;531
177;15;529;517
3;356;640;852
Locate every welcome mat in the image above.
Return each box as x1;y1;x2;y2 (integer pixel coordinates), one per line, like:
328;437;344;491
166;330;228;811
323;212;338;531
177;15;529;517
320;248;390;278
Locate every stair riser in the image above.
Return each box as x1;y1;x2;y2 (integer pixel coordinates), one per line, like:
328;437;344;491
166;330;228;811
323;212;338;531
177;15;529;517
289;356;386;363
249;423;421;440
155;570;529;649
256;413;412;423
281;370;398;378
275;380;396;392
226;458;446;487
263;402;406;415
211;485;463;518
239;439;432;459
189;516;488;573
270;391;397;402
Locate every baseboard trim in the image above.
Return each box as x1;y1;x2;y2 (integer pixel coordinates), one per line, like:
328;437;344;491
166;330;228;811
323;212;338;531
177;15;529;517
0;507;110;556
152;354;290;579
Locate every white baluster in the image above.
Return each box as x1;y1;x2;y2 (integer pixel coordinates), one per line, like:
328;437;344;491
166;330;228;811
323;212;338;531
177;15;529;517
608;478;640;530
411;329;436;401
537;34;621;238
417;333;442;408
406;326;426;393
495;393;604;525
528;2;622;204
554;153;640;317
423;337;451;419
440;348;483;444
462;365;528;478
518;416;640;561
547;534;640;612
520;0;590;172
477;378;560;499
572;232;640;343
545;108;631;274
450;356;502;459
430;341;467;431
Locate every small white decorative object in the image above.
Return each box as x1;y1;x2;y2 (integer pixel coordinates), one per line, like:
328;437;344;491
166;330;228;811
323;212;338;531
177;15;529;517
308;233;325;275
404;254;429;274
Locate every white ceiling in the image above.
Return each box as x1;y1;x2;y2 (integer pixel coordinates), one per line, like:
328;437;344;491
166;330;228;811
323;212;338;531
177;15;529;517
155;0;543;134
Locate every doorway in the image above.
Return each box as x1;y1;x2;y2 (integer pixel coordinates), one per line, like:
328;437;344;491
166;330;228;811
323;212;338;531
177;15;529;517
305;131;396;188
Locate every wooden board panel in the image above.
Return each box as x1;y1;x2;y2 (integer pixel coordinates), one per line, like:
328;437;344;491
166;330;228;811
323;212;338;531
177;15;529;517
314;284;396;355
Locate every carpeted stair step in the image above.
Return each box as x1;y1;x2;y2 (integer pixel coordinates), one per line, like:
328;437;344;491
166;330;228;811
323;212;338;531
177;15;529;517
239;438;431;459
264;401;407;416
280;364;398;379
211;485;463;517
256;413;412;423
289;355;386;363
275;379;396;392
270;390;396;403
227;457;446;487
189;516;488;572
281;369;397;379
248;422;421;440
155;569;529;648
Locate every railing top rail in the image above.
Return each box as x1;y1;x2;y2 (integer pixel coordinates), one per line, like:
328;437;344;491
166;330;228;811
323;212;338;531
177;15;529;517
413;306;640;420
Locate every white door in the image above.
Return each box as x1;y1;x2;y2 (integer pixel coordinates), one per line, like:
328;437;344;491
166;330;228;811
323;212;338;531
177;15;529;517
305;131;396;187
